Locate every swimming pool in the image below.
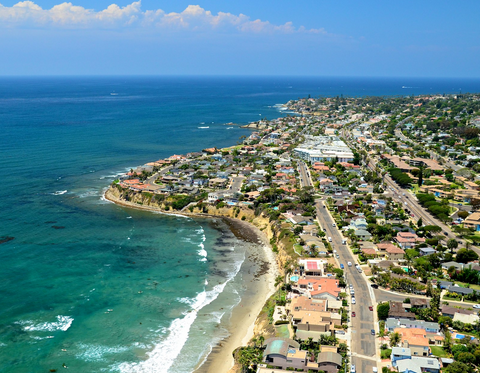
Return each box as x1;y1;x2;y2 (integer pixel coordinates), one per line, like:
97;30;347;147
290;275;299;282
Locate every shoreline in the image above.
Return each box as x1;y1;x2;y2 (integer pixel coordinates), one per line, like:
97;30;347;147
103;189;279;373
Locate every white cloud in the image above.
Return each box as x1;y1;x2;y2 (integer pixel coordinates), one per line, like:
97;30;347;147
0;1;328;34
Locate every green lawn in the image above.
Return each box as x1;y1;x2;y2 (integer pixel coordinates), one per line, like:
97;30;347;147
430;346;447;358
380;348;392;359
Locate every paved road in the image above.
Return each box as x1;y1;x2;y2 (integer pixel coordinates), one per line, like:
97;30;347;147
366;158;468;252
298;161;313;188
229;176;245;194
316;200;377;372
394;129;461;171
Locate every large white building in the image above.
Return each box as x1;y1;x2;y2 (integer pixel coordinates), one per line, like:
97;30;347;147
294;136;354;163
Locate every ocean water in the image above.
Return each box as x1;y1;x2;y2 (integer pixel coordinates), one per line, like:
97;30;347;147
1;76;480;373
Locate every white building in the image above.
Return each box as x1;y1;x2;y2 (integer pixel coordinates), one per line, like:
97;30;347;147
294;136;354;163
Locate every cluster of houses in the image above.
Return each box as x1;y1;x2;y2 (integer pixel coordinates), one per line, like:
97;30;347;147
383;298;480;372
257;258;346;373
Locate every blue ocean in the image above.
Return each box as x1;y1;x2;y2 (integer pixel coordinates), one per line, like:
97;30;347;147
1;76;479;373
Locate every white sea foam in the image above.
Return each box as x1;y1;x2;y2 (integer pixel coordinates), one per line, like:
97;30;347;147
52;190;67;195
198;126;209;129
77;189;100;198
17;315;73;332
118;259;243;373
151;211;191;219
76;343;129;362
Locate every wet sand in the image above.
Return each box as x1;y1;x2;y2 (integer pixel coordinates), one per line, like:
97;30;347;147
195;218;278;373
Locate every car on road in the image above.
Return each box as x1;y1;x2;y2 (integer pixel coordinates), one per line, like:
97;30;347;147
352;311;356;317
371;329;375;335
347;262;352;267
328;237;332;242
332;223;336;227
323;228;327;232
474;304;480;309
410;214;414;217
350;289;355;295
351;365;356;373
352;298;356;304
369;306;373;311
340;264;344;269
336;254;340;259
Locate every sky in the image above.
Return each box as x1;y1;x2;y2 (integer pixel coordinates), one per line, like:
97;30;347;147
0;0;479;77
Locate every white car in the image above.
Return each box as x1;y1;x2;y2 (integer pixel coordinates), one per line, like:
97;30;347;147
348;262;352;267
352;297;356;304
351;365;356;373
474;304;480;309
332;223;336;227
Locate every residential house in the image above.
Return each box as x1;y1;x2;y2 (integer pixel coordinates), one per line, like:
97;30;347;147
298;259;326;277
385;318;440;334
441;305;476;318
396;356;441;373
384;244;405;260
290;216;314;226
419;247;436;256
395;232;425;249
391;347;412;367
389;301;416;320
262;338;306;371
295;278;341;301
354;229;372;240
316;348;343;373
464;212;480;231
394;328;430;357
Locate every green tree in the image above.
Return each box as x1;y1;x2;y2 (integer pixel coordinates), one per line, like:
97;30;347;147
389;331;401;347
377;302;390;320
456;248;479;264
294;226;303;235
447;239;459;254
446;361;473;373
456;352;476;365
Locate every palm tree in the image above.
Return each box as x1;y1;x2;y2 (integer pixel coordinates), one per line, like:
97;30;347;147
389;332;401;347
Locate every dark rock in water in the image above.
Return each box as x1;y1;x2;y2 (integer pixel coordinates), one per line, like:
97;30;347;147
51;226;65;229
45;221;57;224
0;236;14;244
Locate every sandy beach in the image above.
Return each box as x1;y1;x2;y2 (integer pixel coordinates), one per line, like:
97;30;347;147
104;189;279;373
196;218;278;373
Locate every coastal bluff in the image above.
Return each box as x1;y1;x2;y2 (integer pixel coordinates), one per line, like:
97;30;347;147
105;185;291;272
105;185;293;372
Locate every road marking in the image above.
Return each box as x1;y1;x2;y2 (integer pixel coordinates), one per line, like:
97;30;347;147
351;353;377;362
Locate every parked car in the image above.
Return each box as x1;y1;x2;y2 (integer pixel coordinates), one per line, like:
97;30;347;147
474;304;480;309
340;264;344;269
369;306;373;311
352;298;356;304
371;329;375;335
351;365;356;373
348;262;352;267
352;311;356;317
332;223;336;227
